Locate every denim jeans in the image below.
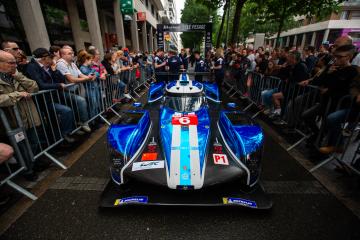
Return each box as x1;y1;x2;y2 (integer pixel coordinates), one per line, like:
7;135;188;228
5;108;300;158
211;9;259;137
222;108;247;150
84;81;101;118
146;65;153;78
261;88;277;108
117;80;126;98
63;92;89;123
54;103;75;135
326;109;349;146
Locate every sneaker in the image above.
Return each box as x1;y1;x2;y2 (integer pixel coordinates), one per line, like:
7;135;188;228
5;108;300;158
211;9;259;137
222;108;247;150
75;130;85;136
81;124;91;133
124;93;132;99
273;118;287;126
240;93;249;99
268;112;280;120
64;134;75;143
263;109;271;115
319;146;344;155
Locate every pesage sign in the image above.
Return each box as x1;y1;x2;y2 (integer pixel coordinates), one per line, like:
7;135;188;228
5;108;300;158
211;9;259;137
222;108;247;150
157;23;212;54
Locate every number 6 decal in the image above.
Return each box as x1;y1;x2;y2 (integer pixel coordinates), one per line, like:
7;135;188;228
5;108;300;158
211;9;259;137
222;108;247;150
172;115;198;125
179;117;190;125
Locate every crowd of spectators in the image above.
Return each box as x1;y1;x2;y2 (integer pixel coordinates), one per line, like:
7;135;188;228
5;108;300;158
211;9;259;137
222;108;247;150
0;42;154;181
0;34;359;182
224;35;359;158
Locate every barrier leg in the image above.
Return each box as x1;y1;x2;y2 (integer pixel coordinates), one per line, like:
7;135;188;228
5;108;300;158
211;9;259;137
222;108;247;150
230;91;238;97
1;165;37;200
44;151;67;170
109;107;122;119
99;114;111;126
251;110;262;119
243;102;254;111
310;155;335;172
286;135;308;151
6;180;38;200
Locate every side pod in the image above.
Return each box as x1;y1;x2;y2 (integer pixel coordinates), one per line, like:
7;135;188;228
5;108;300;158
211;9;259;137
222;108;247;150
203;82;221;103
148;82;165;103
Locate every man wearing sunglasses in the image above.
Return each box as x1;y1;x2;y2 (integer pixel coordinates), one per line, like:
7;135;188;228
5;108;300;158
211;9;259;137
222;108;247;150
1;41;27;74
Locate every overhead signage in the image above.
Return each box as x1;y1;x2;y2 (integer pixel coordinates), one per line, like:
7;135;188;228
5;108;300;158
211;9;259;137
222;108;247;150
157;23;212;54
120;0;134;15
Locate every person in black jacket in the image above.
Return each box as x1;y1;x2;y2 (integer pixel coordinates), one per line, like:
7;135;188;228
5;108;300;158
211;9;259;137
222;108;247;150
301;45;358;154
194;51;207;82
26;48;75;143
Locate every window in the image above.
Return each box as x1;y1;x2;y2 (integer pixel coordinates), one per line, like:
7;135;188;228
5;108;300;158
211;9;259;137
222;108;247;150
328;29;342;44
146;0;149;7
340;11;349;19
151;4;154;15
348;31;360;42
350;11;360;19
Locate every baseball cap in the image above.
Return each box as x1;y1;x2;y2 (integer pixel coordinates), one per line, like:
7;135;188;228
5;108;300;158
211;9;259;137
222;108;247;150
33;48;53;58
123;47;129;52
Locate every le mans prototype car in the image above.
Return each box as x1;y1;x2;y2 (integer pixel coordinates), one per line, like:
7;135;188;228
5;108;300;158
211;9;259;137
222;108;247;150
100;73;272;209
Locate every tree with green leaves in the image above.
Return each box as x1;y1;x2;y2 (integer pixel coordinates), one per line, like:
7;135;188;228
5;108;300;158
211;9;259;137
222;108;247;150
257;0;343;47
196;0;227;48
237;1;298;42
230;0;247;45
180;0;217;49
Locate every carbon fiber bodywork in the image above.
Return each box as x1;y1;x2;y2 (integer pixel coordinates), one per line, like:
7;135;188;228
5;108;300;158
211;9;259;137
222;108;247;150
102;77;272;209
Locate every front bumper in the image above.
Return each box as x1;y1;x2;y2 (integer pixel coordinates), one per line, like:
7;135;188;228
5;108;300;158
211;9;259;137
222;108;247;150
99;181;272;209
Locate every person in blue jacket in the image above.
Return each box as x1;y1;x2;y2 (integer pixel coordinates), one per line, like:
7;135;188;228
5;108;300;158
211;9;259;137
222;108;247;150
26;48;76;143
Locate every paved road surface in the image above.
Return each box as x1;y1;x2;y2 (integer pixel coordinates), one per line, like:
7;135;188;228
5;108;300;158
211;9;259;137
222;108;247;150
1;89;360;240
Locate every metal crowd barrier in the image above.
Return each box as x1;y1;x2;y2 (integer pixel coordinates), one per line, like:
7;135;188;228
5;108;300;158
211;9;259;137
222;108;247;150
242;72;323;151
0;106;37;200
310;95;360;174
131;66;150;98
224;67;360;176
282;84;321;151
1;72;131;181
0;69;156;201
30;90;68;168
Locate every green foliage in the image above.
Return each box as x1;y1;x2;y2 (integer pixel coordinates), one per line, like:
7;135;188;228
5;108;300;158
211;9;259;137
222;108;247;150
180;0;218;49
238;1;298;41
256;0;344;46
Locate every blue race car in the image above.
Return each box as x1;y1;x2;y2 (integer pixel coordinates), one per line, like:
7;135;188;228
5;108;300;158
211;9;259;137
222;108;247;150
101;73;272;209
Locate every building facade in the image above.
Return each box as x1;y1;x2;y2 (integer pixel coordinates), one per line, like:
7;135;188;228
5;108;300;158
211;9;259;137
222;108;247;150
0;0;166;56
265;0;360;49
160;0;179;50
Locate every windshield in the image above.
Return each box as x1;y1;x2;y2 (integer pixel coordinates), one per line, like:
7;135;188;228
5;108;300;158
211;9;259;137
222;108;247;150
163;96;205;112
